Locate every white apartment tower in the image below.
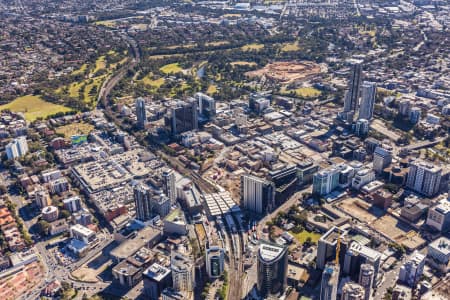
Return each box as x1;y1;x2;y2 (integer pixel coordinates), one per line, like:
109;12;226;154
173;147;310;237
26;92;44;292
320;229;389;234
241;174;275;214
5;136;28;160
358;81;377;121
373;146;392;174
171;252;195;292
406;160;442;197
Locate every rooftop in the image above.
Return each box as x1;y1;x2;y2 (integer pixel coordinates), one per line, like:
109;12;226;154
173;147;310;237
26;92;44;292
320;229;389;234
113;259;140;276
111;226;162;259
70;224;95;237
258;240;287;263
143;263;171;282
429;237;450;255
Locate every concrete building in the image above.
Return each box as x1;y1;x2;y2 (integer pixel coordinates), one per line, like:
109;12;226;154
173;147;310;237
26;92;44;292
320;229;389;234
317;227;348;270
352;168;375;190
406;160;442;197
166;99;198;136
371;189;393;210
398;99;411;117
42;206;59;222
162;168;177;204
143;263;172;300
398;251;425;287
195;92;216;120
171;252;195;292
341;282;365;300
206;246;225;279
5;136;28;160
62;196;82;213
41;169;63;183
373;146;392;174
426;113;440;125
355;119;369;137
112;260;142;287
134;184;153;222
358;81;376;120
359;264;375;300
409;107;421;124
392;285;412;300
152;193;171;219
135;97;147;129
110;226;162;263
163;209;187;235
241;174;275;214
426;197;450;232
34;186;51;209
48;178;70;194
343;61;363;121
257;241;288;298
343;241;381;287
313;167;340;196
161;288;190;300
320;263;340;300
297;159;319;186
134;184;170;221
70;224;96;245
427;237;450;272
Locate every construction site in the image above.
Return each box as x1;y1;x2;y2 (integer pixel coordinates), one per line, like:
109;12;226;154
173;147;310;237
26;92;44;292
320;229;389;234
245;60;323;84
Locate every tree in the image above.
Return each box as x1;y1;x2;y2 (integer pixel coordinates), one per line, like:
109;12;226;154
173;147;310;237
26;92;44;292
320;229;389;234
305;236;312;246
0;185;7;195
59;210;71;219
36;220;50;235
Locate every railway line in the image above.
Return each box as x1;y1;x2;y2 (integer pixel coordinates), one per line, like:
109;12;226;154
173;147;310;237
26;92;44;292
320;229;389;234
223;212;245;300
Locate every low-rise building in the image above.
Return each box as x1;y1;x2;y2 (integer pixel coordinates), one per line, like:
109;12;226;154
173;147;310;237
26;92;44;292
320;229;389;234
426;197;450;232
164;209;187;236
70;224;96;244
427;237;450;272
112;260;142;287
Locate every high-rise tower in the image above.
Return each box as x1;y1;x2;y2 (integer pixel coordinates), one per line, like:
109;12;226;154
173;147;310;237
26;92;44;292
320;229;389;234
344;62;363;117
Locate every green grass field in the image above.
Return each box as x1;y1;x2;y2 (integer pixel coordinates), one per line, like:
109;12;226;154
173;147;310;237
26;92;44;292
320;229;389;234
206;85;217;95
294;87;321;98
66;75;106;104
281;41;300;52
95;20;116;27
0;95;72;121
281;86;321;98
289;230;321;245
230;61;257;67
160;63;183;74
55;122;94;138
93;56;106;74
141;75;165;88
241;43;264;51
71;64;88;76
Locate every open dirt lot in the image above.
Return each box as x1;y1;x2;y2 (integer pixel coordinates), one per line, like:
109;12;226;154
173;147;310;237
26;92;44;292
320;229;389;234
336;198;382;223
371;215;425;250
245;61;322;84
72;255;111;283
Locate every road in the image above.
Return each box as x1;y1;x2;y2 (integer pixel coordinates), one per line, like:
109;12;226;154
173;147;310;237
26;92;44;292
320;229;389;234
401;136;446;151
374;258;404;299
258;186;312;234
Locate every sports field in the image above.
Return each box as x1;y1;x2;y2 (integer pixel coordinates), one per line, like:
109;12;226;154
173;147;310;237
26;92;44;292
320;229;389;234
0;95;72;121
160;63;183;74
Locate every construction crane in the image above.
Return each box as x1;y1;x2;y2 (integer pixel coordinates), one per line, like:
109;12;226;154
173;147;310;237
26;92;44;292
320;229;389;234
335;229;341;265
